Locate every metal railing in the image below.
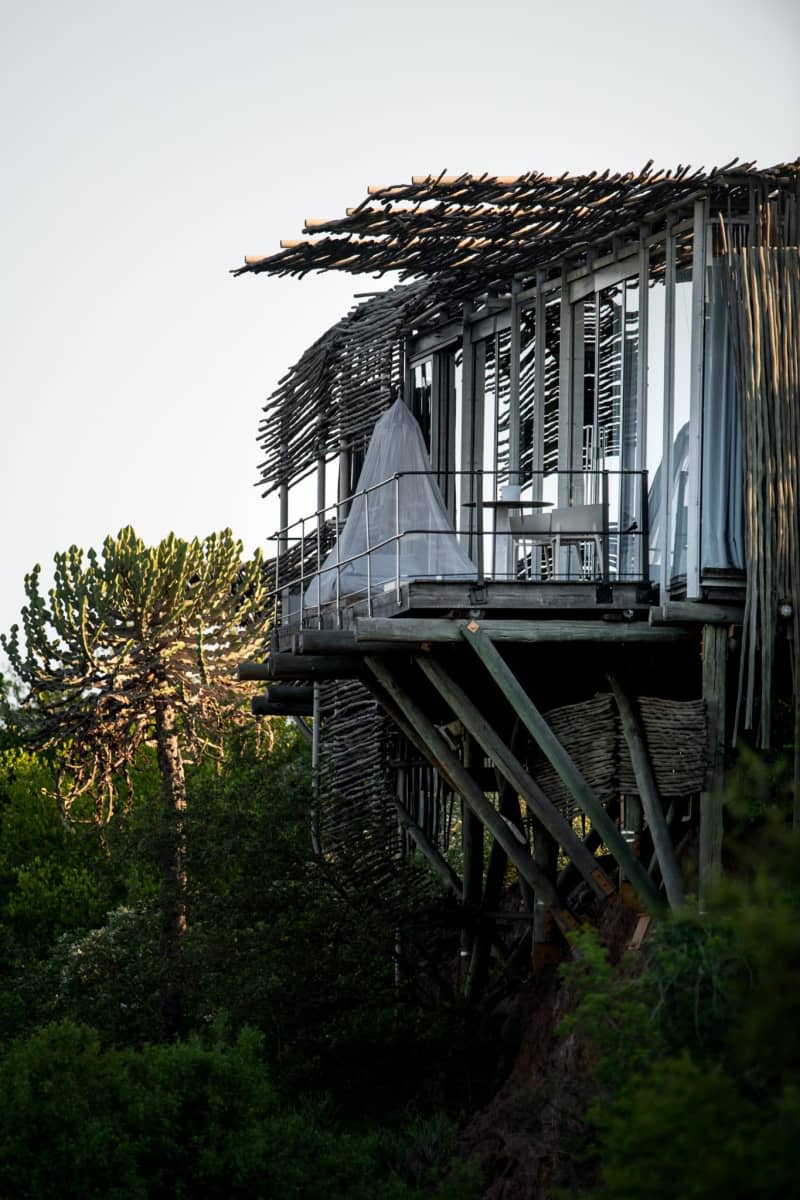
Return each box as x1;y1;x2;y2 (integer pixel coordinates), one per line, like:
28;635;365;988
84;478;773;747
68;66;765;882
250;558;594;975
267;468;650;628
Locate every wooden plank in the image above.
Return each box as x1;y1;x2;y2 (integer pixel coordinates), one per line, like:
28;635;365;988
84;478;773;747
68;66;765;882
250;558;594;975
607;673;685;909
700;624;727;905
403;581;652;611
364;656;578;934
461;627;665;911
356;617;688;645
415;654;614;901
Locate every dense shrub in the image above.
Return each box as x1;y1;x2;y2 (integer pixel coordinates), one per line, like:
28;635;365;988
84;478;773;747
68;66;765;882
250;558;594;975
0;1020;480;1200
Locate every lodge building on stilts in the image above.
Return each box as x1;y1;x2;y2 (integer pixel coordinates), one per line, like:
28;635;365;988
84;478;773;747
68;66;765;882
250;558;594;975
236;160;800;979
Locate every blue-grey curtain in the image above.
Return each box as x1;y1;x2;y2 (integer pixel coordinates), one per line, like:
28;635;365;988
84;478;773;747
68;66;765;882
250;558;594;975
701;263;745;569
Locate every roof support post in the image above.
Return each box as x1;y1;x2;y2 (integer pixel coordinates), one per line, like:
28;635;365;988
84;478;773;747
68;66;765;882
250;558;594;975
686;198;708;598
508;280;522;487
461;626;665;911
363;656;578;933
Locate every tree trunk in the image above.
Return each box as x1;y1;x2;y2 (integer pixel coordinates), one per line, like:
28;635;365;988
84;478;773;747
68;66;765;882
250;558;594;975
154;696;187;1038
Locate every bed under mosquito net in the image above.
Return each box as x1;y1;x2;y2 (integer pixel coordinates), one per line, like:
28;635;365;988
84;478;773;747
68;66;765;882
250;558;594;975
304;399;477;607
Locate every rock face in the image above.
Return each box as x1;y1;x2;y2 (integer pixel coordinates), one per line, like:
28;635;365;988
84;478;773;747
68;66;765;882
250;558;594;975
462;901;639;1199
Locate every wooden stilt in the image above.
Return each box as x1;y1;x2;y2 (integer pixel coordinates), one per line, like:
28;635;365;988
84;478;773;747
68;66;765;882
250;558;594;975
461;735;485;962
461;626;664;912
700;624;727;905
364;657;578;934
608;673;685;909
533;826;561;968
465;727;529;1001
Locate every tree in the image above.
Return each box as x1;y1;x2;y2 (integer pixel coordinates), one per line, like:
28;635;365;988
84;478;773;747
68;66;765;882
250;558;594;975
1;526;267;1031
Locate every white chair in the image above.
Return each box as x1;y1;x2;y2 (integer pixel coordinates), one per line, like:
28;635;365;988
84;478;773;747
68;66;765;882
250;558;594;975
550;504;604;579
509;512;553;579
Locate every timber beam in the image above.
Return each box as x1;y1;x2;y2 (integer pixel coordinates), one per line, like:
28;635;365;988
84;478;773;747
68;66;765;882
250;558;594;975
461;626;665;912
356;617;690;645
363;656;580;936
649;601;743;626
415;653;616;904
700;624;727;904
293;630;408;655
239;654;365;681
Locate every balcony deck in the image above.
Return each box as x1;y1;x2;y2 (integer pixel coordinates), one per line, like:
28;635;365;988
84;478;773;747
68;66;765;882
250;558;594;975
272;576;657;652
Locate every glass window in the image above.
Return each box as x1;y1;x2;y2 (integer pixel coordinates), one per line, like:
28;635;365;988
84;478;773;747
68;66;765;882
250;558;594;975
670;229;693;583
411;359;433;451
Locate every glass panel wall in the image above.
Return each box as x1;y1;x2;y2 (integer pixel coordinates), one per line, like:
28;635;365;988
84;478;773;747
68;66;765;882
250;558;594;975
542;294;561;507
411;359;433;451
570;275;641;577
646;242;667;579
519;306;536;494
670;228;693;583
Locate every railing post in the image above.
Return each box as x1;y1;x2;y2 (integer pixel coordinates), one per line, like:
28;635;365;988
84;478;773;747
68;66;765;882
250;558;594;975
641;469;650;585
394;474;401;602
601;470;610;583
334;498;342;628
475;469;485;583
365;486;373;616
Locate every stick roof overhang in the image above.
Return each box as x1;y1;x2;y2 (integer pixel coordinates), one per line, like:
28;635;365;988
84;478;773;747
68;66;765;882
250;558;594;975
236;160;800;290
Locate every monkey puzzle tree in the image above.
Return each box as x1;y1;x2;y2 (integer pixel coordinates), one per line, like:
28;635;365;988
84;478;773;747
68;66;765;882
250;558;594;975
0;526;268;1031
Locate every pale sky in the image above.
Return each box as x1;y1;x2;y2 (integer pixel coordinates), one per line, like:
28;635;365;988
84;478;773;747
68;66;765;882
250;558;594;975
1;0;798;641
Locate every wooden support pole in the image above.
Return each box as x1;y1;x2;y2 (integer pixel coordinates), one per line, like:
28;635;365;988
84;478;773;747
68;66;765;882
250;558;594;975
415;654;615;902
557;798;620;892
532;825;561;968
239;654;365;681
356;617;689;645
649;602;744;626
700;624;727;905
461;627;665;912
394;798;463;897
607;673;685;909
295;630;407;655
252;698;314;717
461;735;485;902
364;656;578;933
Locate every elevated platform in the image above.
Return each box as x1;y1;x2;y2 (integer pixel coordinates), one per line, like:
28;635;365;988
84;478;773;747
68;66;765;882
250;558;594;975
275;577;658;651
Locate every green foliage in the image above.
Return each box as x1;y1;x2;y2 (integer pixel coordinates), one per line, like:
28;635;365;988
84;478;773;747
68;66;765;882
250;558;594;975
581;1055;800;1200
0;526;267;824
0;749;121;952
0;1020;479;1200
558;809;800;1199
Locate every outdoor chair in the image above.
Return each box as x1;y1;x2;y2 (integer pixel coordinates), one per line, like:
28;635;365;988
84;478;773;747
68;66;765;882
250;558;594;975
550;503;604;579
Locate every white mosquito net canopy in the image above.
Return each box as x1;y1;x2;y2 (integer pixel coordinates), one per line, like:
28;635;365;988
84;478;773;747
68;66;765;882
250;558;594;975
305;398;477;607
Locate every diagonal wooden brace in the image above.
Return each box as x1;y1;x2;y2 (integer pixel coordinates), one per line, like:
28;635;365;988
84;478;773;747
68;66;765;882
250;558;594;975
364;656;579;936
415;653;615;904
461;626;665;912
